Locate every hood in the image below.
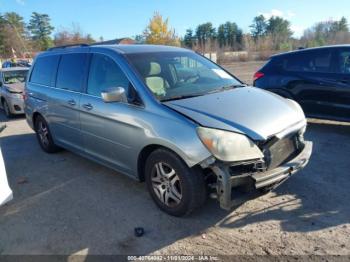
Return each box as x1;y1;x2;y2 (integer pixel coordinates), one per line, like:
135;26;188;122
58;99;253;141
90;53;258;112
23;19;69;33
5;82;24;93
163;87;306;141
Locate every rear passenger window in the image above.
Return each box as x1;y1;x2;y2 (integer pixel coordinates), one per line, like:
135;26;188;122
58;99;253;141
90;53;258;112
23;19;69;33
283;50;331;73
56;53;88;92
30;55;59;86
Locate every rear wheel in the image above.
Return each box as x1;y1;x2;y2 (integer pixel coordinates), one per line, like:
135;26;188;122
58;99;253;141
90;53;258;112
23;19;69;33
145;148;207;216
34;115;61;153
2;100;13;118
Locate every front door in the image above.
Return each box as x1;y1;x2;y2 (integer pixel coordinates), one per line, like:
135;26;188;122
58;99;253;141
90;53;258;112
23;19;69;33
80;53;139;174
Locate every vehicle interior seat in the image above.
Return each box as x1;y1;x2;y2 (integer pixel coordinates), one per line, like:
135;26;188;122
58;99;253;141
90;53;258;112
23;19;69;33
143;62;169;96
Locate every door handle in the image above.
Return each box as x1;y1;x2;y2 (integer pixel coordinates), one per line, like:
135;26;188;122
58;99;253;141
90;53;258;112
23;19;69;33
67;99;76;106
83;103;93;110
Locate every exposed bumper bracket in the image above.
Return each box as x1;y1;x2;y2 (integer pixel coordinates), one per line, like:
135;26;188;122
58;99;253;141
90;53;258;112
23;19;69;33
210;141;313;210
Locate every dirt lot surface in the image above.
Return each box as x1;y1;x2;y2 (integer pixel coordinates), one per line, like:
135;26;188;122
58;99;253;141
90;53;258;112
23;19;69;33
222;61;265;85
0;62;349;256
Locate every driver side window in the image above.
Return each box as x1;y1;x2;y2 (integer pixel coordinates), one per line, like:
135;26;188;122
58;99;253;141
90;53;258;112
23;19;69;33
87;54;129;97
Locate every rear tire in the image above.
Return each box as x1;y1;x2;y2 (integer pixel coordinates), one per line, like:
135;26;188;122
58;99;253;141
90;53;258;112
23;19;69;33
2;100;13;118
34;115;61;153
145;148;207;216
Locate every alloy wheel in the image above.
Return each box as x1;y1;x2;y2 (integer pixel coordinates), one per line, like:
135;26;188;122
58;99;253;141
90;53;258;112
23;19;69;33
37;120;49;147
3;101;10;117
151;162;182;207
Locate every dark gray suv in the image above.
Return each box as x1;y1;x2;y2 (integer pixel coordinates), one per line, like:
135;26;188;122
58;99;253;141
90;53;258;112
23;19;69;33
25;44;312;216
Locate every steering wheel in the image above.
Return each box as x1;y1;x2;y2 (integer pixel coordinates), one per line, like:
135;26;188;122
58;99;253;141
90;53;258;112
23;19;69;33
183;72;200;83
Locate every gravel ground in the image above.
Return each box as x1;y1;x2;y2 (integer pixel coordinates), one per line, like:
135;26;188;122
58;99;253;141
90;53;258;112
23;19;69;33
0;114;349;256
0;64;349;256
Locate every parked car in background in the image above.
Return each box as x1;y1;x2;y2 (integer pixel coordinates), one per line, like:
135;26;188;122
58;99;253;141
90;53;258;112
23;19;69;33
25;44;312;216
0;67;29;118
1;59;31;68
253;45;350;122
0;124;12;206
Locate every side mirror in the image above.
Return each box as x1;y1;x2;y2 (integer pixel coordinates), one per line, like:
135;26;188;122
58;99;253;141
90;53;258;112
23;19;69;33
101;87;127;103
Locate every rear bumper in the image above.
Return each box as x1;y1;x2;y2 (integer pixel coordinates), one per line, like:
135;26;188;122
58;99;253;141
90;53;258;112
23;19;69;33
210;141;313;210
7;96;24;114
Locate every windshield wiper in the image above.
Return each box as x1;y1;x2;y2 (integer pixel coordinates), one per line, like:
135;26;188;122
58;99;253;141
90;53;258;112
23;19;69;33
203;84;246;95
220;84;247;90
161;84;247;102
161;93;205;102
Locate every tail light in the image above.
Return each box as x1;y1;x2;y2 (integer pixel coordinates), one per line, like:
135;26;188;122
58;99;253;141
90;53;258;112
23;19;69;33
253;71;264;81
22;90;27;100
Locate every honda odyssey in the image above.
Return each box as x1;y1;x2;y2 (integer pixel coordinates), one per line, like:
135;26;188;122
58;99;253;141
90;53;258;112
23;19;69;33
25;44;312;216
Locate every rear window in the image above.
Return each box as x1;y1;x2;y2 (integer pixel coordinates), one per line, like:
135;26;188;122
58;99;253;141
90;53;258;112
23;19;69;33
56;53;88;92
3;70;28;84
30;55;59;86
283;50;332;73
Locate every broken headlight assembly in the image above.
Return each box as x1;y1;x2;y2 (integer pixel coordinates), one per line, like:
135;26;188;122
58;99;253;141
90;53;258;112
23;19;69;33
197;127;264;162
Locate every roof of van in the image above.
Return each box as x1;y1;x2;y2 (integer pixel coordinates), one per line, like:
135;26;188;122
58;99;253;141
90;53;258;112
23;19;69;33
46;44;191;55
93;44;191;54
272;44;350;58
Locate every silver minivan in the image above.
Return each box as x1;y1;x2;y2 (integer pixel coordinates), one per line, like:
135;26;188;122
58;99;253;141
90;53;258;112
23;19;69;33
25;44;312;216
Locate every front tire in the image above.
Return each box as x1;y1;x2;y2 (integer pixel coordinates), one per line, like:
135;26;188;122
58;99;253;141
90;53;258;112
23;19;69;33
145;149;207;216
34;115;61;153
3;100;13;118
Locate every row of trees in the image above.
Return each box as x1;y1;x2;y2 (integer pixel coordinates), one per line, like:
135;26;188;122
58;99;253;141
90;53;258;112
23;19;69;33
0;12;55;57
301;17;349;47
183;21;243;52
0;11;97;58
181;15;295;53
1;10;350;60
178;14;350;59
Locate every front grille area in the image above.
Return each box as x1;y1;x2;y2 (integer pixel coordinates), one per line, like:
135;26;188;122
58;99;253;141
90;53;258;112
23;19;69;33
262;134;300;170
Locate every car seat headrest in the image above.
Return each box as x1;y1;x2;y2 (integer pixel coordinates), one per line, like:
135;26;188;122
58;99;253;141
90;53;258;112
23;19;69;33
148;62;161;76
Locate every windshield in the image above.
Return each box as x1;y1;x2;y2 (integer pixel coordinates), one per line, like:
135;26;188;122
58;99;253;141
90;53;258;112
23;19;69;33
126;51;242;101
3;70;28;84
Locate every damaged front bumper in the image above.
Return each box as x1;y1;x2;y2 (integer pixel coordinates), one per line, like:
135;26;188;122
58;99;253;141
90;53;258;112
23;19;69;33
209;141;313;210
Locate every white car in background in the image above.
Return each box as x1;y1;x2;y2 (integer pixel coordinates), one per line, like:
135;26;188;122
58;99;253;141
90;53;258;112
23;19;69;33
0;124;12;206
0;67;29;118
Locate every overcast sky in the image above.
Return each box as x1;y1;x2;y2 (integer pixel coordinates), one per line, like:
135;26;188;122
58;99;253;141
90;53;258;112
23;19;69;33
1;0;349;40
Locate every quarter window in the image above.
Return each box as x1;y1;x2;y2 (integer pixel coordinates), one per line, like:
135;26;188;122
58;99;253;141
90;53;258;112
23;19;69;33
56;53;88;92
30;55;60;86
87;54;130;97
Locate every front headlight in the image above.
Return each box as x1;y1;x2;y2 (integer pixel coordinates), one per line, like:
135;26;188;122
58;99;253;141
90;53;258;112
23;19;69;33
197;127;264;162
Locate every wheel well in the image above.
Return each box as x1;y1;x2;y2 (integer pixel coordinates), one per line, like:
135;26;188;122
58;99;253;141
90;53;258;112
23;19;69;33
137;145;162;181
137;144;191;182
0;96;5;104
32;112;41;126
